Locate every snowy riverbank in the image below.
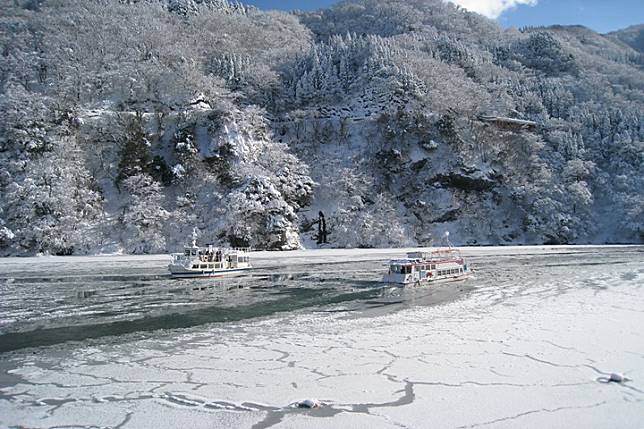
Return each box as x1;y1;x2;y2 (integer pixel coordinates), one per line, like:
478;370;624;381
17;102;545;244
0;243;635;266
0;246;643;428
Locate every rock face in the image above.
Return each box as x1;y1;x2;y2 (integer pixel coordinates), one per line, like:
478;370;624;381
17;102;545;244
432;171;499;192
0;0;642;254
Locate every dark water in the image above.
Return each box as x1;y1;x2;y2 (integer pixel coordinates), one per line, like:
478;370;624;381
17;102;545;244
0;247;640;353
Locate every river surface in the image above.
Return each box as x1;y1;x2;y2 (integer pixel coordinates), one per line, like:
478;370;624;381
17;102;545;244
0;246;643;428
0;248;473;352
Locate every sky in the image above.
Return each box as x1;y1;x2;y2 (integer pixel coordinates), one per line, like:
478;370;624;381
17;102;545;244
243;0;644;33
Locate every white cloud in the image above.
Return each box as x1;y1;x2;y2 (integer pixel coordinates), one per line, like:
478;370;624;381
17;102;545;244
448;0;538;19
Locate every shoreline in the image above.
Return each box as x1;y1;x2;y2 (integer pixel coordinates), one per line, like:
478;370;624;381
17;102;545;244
0;244;641;267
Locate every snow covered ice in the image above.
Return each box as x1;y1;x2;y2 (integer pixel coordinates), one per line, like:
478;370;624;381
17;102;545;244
0;246;643;428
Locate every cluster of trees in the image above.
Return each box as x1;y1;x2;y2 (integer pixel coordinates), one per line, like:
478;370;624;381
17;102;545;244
0;0;641;254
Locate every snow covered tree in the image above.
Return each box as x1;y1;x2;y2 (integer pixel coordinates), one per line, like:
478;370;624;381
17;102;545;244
115;113;153;187
1;135;104;255
332;193;409;248
224;176;301;250
119;173;169;254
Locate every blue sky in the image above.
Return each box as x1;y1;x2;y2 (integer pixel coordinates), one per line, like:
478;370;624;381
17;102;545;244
243;0;644;33
499;0;644;33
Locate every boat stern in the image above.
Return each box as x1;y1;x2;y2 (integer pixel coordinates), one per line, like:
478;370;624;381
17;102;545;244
382;272;414;285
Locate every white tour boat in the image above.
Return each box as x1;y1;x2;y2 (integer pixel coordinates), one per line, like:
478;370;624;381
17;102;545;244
168;234;252;279
383;234;470;285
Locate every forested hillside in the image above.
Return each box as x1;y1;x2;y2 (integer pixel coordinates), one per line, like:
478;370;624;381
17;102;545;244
1;0;642;255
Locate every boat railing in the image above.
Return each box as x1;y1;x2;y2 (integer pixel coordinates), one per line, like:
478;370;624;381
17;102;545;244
227;247;252;253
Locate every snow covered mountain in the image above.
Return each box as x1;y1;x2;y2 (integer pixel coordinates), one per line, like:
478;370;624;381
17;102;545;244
0;0;642;255
609;24;644;53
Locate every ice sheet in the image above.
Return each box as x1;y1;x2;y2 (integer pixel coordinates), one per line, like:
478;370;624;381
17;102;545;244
1;246;643;428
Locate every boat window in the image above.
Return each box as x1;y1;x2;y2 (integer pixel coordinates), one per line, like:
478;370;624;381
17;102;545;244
431;265;436;270
200;264;207;269
184;250;190;256
192;265;198;269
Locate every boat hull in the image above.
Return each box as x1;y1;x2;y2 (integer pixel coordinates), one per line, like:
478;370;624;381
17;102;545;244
384;272;471;286
169;267;252;279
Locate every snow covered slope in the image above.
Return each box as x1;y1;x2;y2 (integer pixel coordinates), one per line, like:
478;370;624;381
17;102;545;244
0;0;642;255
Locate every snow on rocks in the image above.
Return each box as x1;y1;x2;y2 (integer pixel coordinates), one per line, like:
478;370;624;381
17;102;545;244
295;399;322;409
609;373;627;383
598;372;631;384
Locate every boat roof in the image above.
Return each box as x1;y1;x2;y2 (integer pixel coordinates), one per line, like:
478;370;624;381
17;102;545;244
179;245;250;254
389;250;464;265
389;259;419;265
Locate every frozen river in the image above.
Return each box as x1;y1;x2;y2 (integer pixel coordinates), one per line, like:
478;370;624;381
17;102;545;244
0;246;643;428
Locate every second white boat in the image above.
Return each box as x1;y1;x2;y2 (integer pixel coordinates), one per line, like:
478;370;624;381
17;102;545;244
383;247;470;285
